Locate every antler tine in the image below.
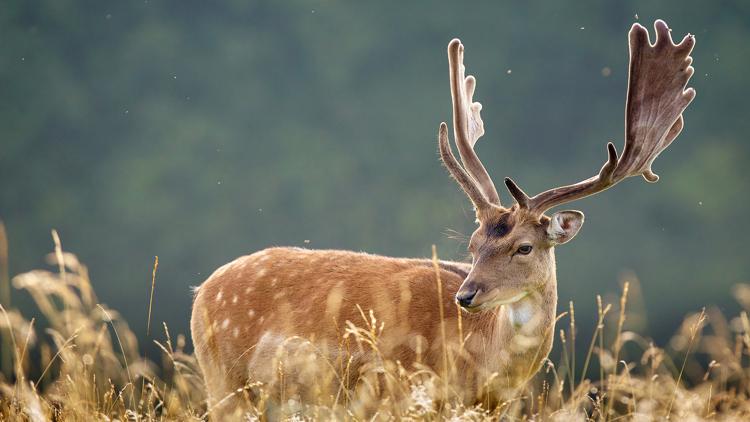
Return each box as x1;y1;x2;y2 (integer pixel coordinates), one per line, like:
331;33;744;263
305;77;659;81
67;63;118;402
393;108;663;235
524;142;619;213
503;177;530;209
512;20;695;215
447;39;502;205
438;122;491;211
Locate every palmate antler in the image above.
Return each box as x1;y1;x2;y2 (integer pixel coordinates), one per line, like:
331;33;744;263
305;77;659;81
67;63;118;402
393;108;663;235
505;20;696;214
439;39;502;211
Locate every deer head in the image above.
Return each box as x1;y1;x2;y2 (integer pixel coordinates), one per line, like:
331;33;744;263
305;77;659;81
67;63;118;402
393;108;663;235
441;20;696;312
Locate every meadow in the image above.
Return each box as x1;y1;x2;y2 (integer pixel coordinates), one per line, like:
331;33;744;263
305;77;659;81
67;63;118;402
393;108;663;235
1;2;748;421
1;231;749;421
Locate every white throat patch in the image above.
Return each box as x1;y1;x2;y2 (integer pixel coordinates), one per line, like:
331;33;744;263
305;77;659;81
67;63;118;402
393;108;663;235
508;299;536;329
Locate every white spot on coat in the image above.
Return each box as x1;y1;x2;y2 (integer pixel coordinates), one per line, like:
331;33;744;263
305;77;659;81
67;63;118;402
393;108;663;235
221;318;230;330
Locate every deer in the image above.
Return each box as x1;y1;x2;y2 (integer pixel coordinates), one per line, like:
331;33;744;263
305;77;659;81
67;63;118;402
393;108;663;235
191;20;695;418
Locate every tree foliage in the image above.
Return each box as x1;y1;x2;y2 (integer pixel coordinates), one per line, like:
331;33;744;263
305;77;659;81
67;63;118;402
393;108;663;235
1;0;748;345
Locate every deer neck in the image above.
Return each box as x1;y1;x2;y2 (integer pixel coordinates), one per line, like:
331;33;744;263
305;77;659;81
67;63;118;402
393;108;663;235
490;273;558;386
503;278;557;338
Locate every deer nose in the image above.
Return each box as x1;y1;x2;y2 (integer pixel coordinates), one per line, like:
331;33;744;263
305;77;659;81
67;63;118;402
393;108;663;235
456;288;478;308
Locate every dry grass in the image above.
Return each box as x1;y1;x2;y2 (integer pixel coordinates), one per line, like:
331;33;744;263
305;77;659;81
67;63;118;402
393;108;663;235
1;232;750;421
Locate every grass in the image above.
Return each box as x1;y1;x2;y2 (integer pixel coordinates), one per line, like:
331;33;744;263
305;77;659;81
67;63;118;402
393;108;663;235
1;231;750;420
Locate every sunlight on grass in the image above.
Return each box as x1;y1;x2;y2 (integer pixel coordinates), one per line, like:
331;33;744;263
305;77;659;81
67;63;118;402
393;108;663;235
1;233;749;420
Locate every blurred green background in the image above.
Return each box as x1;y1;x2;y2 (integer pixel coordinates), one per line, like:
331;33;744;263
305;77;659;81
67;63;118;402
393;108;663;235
1;1;748;352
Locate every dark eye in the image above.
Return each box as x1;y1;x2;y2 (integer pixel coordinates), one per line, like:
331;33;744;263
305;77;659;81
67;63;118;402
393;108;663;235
517;244;533;255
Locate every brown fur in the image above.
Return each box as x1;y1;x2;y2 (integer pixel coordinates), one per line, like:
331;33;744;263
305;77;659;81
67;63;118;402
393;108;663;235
191;212;561;417
191;22;695;418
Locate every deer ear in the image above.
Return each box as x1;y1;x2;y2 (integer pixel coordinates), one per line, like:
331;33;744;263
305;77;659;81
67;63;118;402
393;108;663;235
547;210;584;245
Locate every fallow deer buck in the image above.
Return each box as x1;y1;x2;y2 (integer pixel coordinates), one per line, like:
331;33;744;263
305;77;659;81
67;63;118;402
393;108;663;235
191;20;695;417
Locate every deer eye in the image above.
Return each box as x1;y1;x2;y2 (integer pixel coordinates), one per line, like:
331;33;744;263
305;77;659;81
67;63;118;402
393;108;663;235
517;244;533;255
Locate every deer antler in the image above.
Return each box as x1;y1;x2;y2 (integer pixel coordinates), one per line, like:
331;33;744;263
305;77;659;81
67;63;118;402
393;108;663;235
438;122;492;210
447;39;502;206
505;20;696;214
